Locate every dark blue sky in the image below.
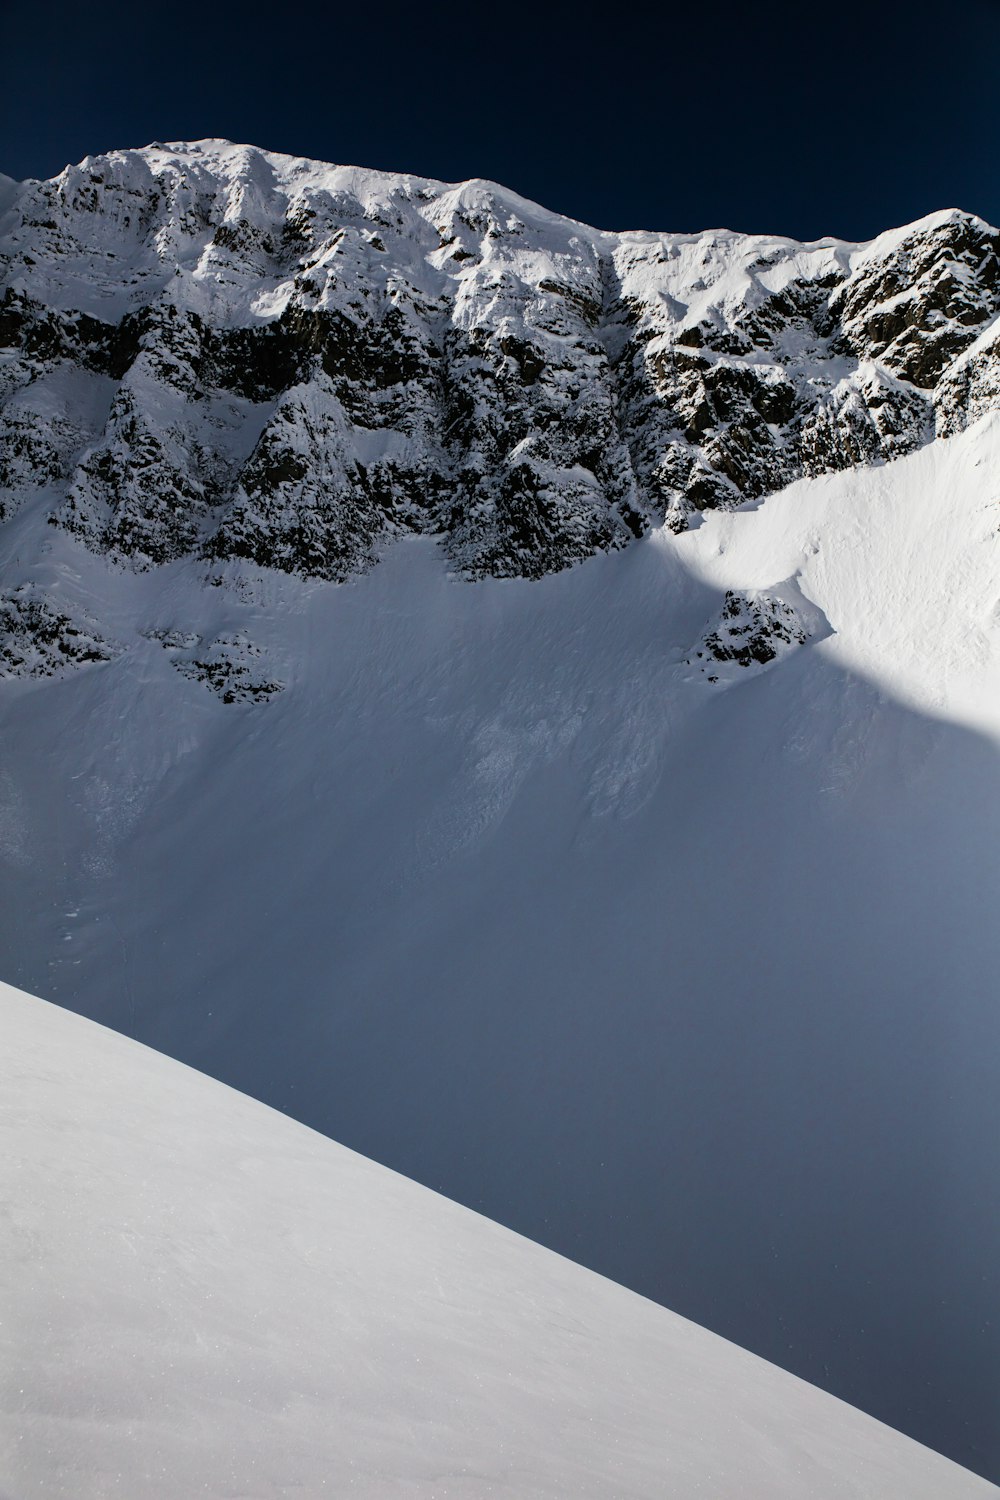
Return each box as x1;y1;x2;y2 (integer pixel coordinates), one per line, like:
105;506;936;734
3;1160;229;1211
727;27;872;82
4;0;998;242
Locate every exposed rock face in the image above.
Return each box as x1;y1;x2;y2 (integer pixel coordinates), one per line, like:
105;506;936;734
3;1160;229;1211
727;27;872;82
143;627;283;703
687;590;811;683
1;140;998;592
0;588;117;677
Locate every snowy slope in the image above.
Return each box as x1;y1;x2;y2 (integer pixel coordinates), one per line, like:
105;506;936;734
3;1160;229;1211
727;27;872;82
1;406;999;1477
2;141;1000;1479
2;978;994;1500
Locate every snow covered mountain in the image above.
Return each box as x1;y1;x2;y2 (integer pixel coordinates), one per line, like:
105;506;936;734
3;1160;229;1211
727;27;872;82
3;979;996;1500
1;140;999;594
2;142;999;1481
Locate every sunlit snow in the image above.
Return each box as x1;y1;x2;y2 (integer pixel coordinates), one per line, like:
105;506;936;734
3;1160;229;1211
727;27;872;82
2;980;994;1499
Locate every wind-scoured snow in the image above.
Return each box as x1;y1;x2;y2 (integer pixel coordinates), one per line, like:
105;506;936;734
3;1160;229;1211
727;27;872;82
2;979;994;1500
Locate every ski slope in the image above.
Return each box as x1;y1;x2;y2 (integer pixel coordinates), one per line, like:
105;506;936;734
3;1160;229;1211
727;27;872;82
2;979;995;1499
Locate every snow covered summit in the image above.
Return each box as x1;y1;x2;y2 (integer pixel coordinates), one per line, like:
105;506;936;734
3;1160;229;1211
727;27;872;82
1;139;998;586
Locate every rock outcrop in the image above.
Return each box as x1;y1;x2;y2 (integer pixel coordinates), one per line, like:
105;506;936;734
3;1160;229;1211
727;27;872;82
1;141;997;596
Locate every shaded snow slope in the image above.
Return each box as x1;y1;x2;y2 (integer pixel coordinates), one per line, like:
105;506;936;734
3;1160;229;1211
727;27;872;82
2;980;995;1500
1;410;999;1477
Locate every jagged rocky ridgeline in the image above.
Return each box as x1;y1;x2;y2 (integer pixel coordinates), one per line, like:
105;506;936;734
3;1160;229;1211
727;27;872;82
1;139;999;582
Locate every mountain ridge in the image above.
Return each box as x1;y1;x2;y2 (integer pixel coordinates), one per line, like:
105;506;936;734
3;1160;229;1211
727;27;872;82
2;139;998;618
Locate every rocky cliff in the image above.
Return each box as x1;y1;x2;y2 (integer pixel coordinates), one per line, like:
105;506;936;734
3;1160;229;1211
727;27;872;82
1;140;997;601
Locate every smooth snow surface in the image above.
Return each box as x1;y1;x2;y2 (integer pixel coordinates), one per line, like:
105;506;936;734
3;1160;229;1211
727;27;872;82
2;412;1000;1475
1;980;994;1500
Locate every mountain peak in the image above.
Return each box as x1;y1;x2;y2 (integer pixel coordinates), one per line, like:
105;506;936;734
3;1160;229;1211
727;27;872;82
3;141;997;583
